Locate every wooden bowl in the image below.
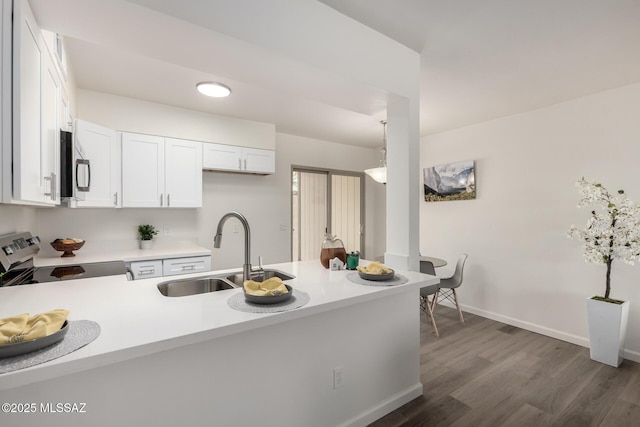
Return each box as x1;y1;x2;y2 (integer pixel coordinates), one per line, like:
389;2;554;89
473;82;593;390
50;240;85;257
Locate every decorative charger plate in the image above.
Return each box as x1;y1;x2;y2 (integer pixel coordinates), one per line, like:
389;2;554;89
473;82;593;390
244;284;293;305
358;270;395;281
0;321;70;359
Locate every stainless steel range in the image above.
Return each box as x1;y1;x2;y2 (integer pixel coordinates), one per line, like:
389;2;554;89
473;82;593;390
0;232;126;287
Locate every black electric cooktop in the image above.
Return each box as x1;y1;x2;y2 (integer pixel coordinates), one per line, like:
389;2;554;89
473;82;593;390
1;261;127;287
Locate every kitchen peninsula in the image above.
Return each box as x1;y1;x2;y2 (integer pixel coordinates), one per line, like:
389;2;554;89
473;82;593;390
0;260;436;426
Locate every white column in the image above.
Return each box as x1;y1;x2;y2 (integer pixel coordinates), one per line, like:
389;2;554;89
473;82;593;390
384;95;420;271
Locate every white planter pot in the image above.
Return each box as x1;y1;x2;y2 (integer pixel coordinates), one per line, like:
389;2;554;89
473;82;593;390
139;240;153;250
586;297;629;367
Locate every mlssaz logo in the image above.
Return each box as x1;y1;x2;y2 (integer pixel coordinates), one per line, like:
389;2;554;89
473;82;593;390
40;402;87;413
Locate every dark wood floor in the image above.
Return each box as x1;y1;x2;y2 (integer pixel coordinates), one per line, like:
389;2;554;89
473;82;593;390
369;305;640;427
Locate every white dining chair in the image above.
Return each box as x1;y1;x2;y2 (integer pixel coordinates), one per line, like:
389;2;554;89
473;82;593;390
433;254;468;325
418;260;439;337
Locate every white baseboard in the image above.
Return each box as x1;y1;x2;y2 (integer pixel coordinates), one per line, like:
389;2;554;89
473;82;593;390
338;383;424;427
440;301;640;364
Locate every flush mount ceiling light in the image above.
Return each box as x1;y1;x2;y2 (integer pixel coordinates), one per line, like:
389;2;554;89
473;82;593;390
364;120;388;184
196;82;231;98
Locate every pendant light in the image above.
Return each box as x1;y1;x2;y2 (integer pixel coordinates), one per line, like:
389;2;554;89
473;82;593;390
364;120;387;184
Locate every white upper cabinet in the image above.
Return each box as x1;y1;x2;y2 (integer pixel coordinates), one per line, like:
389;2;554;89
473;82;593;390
121;132;202;208
11;0;46;204
3;0;66;206
203;142;275;175
243;147;276;174
74;119;120;208
41;49;60;204
121;133;164;208
165;138;202;207
202;143;242;172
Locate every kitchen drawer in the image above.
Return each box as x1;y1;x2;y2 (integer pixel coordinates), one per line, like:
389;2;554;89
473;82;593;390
130;260;163;280
162;256;211;277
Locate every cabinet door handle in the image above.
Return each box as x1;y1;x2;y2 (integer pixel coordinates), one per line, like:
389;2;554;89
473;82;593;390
238;158;242;170
51;173;57;201
167;194;170;207
160;194;163;207
44;173;56;200
181;265;196;271
43;176;51;197
244;159;247;170
113;192;118;206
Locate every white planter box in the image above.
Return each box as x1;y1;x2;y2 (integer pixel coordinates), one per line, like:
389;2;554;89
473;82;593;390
586;297;629;367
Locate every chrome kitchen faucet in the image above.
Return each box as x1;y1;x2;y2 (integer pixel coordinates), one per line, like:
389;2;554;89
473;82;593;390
213;212;252;282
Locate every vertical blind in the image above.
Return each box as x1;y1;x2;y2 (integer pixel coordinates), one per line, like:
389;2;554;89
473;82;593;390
331;175;361;253
296;171;327;261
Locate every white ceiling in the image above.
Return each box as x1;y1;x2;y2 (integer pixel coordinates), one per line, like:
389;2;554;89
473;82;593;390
320;0;640;135
30;0;640;147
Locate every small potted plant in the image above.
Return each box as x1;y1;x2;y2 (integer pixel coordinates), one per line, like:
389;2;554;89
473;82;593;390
138;224;158;250
568;177;640;366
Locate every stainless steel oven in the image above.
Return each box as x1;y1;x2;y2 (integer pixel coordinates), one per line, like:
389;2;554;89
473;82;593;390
0;232;125;287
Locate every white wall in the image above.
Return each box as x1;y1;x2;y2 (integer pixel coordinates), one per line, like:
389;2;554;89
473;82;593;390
198;132;385;268
0;204;37;235
77;90;276;149
420;82;640;361
35;94;385;268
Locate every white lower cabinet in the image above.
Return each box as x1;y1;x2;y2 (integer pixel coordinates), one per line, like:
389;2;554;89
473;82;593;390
129;259;163;280
203;142;275;174
162;256;211;277
129;256;211;280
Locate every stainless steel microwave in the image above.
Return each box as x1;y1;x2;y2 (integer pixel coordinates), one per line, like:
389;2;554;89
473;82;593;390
60;129;90;202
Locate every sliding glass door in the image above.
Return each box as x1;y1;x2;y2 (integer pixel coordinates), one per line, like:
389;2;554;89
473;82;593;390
292;168;364;261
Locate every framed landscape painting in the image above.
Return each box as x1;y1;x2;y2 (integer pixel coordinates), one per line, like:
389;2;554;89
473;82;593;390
423;160;475;202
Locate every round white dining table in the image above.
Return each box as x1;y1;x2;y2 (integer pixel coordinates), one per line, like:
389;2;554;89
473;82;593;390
419;256;447;268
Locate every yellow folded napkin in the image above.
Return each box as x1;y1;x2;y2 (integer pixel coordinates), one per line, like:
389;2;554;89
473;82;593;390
0;309;70;345
243;277;289;296
357;261;393;275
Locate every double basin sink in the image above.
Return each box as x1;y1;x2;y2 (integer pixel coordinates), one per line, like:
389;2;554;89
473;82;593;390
157;269;295;297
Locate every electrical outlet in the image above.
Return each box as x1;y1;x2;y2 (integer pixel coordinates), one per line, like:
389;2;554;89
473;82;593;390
333;366;344;389
163;225;171;236
279;224;287;231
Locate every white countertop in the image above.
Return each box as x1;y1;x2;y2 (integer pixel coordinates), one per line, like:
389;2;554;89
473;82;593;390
0;260;437;391
35;239;211;267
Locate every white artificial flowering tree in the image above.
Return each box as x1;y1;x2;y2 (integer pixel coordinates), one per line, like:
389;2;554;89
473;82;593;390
568;178;640;300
